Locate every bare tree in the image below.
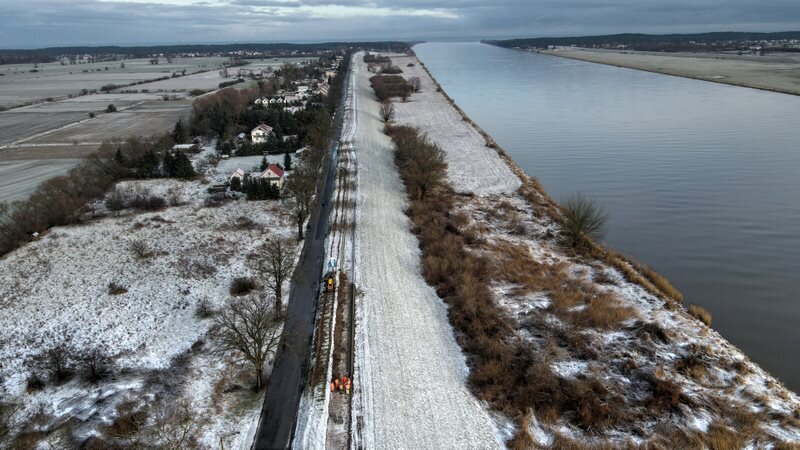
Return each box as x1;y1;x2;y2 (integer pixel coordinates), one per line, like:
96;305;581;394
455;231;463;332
285;166;316;240
29;340;76;382
149;399;200;450
213;295;283;389
0;401;18;440
379;101;395;122
80;344;114;382
251;238;297;312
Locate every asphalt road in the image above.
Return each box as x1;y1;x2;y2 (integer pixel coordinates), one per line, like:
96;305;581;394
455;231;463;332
252;58;350;450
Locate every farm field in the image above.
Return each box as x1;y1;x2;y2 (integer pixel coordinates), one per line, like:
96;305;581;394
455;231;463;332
0;93;170;146
0;96;191;202
0;57;228;109
25;101;192;145
0;159;80;203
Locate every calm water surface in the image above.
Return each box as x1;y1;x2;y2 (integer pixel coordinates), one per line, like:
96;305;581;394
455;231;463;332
414;42;800;390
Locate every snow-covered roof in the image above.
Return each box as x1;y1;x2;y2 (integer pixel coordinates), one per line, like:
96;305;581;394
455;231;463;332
230;168;245;179
252;123;273;134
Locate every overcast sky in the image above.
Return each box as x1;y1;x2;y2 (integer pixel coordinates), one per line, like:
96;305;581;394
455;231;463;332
1;0;799;49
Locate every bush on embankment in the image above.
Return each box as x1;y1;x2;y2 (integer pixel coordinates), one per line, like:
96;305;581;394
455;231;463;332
370;75;411;101
386;125;631;443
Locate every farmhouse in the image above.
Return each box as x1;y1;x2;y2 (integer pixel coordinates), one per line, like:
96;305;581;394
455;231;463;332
258;164;286;189
251;123;274;144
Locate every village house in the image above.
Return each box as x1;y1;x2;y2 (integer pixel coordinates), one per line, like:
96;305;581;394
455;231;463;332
258;164;286;189
229;168;245;184
251;123;274;144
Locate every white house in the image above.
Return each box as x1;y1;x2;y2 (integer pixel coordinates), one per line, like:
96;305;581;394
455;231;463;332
258;164;286;189
230;168;245;184
251;124;274;144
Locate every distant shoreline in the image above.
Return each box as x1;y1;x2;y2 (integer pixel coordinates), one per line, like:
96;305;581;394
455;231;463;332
529;47;800;96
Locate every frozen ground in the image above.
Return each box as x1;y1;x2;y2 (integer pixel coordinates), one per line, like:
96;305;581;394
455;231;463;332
389;55;521;195
350;53;503;449
0;167;296;447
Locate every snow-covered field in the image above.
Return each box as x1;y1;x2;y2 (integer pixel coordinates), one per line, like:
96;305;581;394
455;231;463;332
350;53;504;449
0;159;296;448
389;55;521;195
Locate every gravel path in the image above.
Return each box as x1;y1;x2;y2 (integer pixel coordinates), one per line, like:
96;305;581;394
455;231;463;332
351;53;502;450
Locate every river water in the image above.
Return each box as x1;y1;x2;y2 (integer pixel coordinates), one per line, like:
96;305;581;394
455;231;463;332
414;41;800;391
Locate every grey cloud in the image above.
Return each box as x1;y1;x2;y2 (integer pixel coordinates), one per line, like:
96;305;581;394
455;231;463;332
0;0;798;48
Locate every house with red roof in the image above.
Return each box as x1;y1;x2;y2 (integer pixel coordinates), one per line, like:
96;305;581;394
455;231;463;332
258;164;286;189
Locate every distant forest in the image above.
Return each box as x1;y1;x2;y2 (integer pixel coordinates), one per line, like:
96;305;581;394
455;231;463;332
485;32;800;52
0;41;409;65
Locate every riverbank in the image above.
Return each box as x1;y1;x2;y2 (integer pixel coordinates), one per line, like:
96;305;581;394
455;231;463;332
538;47;800;96
383;51;800;447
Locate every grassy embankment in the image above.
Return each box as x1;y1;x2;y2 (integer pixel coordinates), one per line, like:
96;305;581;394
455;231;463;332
367;53;800;448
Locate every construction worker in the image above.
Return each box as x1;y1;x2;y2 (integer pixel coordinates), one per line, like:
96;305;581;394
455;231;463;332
330;381;335;393
334;378;340;392
345;378;352;395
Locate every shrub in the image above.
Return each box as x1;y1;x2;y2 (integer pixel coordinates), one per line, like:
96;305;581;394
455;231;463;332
560;193;607;249
129;193;165;211
130;240;153;259
106;104;117;112
688;304;712;326
25;373;45;392
370;75;411;101
229;276;257;296
195;298;215;319
108;282;128;295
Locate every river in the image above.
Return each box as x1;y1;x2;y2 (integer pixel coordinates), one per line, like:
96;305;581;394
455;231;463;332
414;41;800;391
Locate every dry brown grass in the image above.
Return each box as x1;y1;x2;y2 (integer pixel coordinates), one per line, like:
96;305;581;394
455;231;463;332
688;304;712;326
701;421;747;450
675;354;709;381
572;295;639;329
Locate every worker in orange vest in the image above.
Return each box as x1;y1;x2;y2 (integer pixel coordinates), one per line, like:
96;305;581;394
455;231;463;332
334;378;340;392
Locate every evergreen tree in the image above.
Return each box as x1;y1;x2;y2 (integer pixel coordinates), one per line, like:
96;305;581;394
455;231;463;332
283;151;292;171
114;147;125;165
137;150;161;178
259;156;268;171
174;151;196;179
230;176;242;191
172;119;188;144
163;151;177;177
